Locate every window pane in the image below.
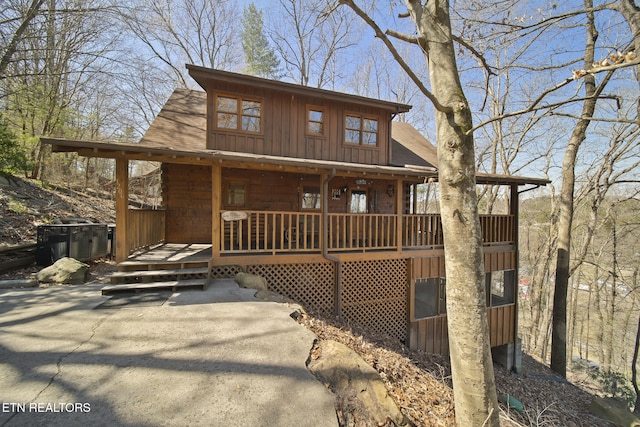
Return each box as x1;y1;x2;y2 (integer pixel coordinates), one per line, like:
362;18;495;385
309;109;323;122
489;270;515;306
346;115;361;129
345;129;360;144
242;116;261;132
217;113;237;129
242;100;261;117
308;122;323;134
302;186;321;209
363;131;377;146
349;190;367;213
363;118;378;132
217;96;237;113
414;278;439;318
228;183;245;206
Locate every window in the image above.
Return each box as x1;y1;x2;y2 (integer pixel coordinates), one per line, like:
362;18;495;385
345;114;378;146
302;186;321;210
486;270;516;306
414;277;446;319
227;182;246;206
349;190;367;213
307;107;324;136
216;95;262;133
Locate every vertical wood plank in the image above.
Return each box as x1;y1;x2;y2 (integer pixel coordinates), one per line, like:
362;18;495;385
211;164;221;258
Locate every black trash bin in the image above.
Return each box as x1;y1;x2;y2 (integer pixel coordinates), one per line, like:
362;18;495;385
36;223;109;266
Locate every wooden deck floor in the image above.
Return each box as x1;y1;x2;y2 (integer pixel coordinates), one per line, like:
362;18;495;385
127;243;212;264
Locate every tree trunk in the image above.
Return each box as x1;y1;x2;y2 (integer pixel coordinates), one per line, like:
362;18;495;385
406;1;500;425
633;314;640;414
551;0;599;377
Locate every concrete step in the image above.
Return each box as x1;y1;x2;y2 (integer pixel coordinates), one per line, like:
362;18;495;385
101;279;208;295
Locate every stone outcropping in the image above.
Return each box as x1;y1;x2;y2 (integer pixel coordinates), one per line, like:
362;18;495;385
36;257;89;284
234;272;268;290
308;339;412;426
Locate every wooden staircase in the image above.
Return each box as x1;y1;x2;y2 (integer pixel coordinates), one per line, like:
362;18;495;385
101;259;210;295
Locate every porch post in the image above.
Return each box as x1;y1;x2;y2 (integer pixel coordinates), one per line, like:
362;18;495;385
115;157;129;263
510;184;521;371
211;164;221;259
396;178;403;252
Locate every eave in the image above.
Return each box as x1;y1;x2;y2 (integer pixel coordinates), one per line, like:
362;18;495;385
42;138;549;186
186;65;412;114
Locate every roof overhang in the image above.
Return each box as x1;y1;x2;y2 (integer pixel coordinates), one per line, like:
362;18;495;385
42;137;550;186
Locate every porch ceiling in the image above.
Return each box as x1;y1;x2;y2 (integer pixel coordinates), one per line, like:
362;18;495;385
41;137;549;186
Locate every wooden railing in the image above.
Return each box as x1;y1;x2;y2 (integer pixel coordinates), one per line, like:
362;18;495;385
223;211;321;254
403;214;443;248
219;211;515;254
327;213;397;251
127;209;166;254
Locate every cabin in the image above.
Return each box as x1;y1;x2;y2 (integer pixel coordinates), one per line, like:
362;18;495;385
43;65;548;370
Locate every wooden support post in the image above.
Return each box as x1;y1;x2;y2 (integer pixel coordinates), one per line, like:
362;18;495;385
396;178;403;251
115;157;129;263
211;164;221;259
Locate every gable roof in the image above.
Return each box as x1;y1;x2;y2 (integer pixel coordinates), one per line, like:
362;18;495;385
391;121;438;168
187;65;412;114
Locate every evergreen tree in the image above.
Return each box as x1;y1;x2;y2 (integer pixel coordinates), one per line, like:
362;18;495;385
0;115;29;174
241;3;281;79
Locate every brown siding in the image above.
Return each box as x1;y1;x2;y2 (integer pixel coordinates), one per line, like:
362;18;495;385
408;251;517;354
162;164;212;243
206;81;390;165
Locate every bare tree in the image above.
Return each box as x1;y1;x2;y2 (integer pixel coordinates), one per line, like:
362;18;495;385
0;0;48;78
120;0;241;88
269;0;358;88
338;1;500;424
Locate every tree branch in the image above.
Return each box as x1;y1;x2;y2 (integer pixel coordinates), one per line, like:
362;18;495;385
337;0;452;113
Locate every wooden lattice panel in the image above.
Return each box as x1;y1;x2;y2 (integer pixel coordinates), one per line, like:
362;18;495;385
210;265;243;279
340;259;408;341
247;263;335;314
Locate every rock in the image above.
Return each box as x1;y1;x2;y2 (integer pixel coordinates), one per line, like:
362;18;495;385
36;257;89;284
308;339;412;426
234;272;267;290
253;289;294;303
590;396;640;427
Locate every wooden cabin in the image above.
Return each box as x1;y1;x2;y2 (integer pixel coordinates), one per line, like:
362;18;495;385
43;65;547;367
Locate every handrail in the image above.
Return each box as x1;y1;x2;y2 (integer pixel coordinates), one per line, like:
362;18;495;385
218;210;515;254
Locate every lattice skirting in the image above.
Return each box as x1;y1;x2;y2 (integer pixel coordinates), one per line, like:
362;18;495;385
215;259;408;342
247;262;335;314
209;265;243;279
340;259;408;341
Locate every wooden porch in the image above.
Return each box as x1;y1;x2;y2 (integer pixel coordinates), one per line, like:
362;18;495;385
120;209;515;258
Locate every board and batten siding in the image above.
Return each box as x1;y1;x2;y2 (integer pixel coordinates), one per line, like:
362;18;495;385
162;163;212;243
205;81;390;165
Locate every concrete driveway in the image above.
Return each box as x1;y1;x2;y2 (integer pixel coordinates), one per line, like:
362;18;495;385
0;280;337;426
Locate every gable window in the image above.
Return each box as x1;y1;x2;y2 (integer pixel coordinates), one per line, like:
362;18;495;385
307;107;325;136
302;186;321;210
216;95;262;133
345;114;378;146
413;277;446;320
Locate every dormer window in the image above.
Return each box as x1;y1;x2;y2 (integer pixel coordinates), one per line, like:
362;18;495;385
345;114;378;146
216;94;262;133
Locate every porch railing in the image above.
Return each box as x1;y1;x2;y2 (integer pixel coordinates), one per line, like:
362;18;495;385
127;209;166;254
218;210;514;254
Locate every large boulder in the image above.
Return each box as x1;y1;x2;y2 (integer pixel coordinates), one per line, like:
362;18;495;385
234;272;268;290
308;339;412;426
36;257;89;284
